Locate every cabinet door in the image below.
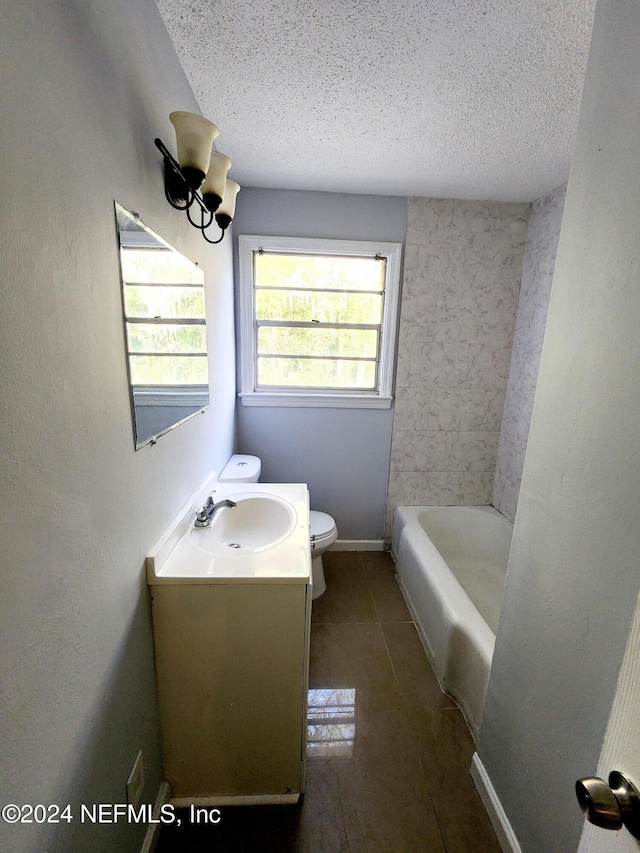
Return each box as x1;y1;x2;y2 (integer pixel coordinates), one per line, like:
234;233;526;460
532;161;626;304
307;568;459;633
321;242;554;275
152;583;308;799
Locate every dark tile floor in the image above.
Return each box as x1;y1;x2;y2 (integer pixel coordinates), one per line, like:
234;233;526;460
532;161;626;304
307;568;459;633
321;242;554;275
156;551;501;852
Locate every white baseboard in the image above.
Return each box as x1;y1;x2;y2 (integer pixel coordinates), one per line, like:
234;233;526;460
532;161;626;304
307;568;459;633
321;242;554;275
140;781;171;853
471;753;522;853
331;539;386;551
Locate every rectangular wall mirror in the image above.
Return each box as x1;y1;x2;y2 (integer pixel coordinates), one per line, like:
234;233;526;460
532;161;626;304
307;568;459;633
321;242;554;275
115;203;209;449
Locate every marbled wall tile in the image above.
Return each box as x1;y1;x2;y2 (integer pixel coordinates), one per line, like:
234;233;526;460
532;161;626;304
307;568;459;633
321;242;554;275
387;471;464;509
407;342;459;386
395;341;412;387
391;430;449;472
435;316;517;347
463;388;502;432
457;342;513;390
491;471;506;514
462;472;494;505
493;436;527;500
492;476;519;523
426;389;470;431
387;196;531;535
445;431;500;473
492;184;567;521
393;385;430;431
398;295;438;340
523;185;567;244
416;473;464;505
407;197;446;235
500;388;535;445
435;290;519;345
385;508;396;539
426;388;506;433
387;472;429;508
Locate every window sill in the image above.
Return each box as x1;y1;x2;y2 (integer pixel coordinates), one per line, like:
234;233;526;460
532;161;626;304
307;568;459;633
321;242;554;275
133;385;209;407
239;392;393;409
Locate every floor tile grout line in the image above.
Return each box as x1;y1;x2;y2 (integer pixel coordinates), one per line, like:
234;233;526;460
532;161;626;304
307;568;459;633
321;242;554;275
359;555;448;849
358;548;382;625
370;557;465;853
424;784;450;853
364;551;416;627
363;547;406;629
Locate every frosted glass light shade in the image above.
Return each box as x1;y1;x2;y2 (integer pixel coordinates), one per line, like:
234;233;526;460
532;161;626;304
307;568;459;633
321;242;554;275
201;152;232;212
214;180;241;233
169;111;219;189
217;180;241;219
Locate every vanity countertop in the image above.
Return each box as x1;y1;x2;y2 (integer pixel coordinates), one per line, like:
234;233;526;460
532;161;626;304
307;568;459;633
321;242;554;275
147;476;311;585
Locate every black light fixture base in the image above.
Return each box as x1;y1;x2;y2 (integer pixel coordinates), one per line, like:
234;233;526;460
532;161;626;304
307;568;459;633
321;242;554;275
203;192;223;213
164;169;190;207
181;166;206;191
154;136;232;243
215;213;232;231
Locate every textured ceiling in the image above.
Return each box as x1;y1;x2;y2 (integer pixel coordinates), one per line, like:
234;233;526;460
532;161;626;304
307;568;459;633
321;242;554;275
155;0;596;202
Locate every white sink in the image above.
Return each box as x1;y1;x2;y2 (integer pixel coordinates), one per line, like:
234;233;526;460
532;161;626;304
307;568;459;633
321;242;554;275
191;494;296;554
147;478;311;584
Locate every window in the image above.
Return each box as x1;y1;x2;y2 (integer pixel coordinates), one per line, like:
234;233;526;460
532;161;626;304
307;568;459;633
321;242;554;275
238;235;402;407
120;243;208;388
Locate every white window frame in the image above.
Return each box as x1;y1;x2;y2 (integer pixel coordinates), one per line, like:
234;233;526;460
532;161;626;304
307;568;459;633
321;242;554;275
238;235;402;408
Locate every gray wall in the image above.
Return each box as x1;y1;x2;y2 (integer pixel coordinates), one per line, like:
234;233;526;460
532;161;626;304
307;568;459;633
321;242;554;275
478;2;640;850
493;183;567;521
386;198;529;536
0;2;236;851
232;188;407;540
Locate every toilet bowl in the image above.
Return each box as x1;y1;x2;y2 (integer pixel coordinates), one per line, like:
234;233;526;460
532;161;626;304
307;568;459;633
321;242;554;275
219;455;337;599
309;510;338;599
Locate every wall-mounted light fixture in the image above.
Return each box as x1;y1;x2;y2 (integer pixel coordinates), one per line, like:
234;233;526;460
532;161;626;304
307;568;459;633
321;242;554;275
154;111;240;244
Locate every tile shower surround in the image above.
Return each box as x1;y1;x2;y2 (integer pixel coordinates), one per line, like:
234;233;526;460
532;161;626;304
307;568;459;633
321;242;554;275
387;198;530;534
493;184;567;521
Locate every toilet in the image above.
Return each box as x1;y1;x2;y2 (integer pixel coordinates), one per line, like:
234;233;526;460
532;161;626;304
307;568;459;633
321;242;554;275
218;454;337;599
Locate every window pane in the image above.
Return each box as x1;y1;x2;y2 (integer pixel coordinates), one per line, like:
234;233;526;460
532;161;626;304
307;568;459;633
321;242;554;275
256;289;382;324
127;323;207;354
258;326;378;359
121;248;203;285
124;286;205;319
257;357;376;389
255;253;385;293
129;355;208;385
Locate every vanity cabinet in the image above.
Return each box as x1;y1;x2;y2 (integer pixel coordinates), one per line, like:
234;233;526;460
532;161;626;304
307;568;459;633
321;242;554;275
150;579;312;803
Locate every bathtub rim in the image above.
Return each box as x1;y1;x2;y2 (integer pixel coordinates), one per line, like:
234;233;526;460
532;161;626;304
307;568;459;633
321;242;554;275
391;504;510;562
391;505;513;739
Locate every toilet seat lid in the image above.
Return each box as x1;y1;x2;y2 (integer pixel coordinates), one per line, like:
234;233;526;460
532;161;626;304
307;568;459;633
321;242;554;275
310;510;337;538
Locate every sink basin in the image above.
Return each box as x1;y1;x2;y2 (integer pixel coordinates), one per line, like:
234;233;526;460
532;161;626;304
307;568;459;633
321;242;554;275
147;478;311;584
191;494;296;554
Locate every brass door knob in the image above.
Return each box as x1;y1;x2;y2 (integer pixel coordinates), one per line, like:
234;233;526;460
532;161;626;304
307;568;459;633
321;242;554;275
575;771;640;838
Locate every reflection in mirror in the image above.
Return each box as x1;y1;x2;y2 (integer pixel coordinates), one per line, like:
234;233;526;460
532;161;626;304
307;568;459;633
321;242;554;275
307;688;356;759
115;203;209;449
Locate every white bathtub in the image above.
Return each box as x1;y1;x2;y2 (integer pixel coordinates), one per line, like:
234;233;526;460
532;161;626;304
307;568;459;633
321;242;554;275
391;506;513;738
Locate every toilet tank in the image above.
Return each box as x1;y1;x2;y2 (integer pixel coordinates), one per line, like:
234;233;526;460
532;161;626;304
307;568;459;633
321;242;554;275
218;454;261;483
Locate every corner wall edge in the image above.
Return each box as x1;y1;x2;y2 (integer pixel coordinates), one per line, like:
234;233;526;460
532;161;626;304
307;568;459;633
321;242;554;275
471;752;522;853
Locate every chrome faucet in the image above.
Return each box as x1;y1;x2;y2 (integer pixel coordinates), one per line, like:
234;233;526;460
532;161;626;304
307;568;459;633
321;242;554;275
194;496;236;527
